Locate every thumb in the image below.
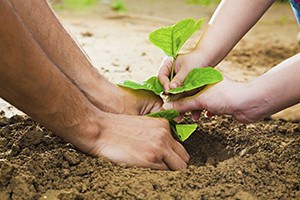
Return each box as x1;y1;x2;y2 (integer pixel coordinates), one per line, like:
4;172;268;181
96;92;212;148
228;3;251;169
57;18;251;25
169;69;188;89
163;95;203;114
158;57;173;93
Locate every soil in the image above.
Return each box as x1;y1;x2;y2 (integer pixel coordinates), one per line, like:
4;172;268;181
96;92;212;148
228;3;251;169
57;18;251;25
0;1;299;200
0;113;299;200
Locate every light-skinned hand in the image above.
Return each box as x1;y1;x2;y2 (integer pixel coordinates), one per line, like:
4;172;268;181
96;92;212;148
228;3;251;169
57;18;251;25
158;50;209;93
163;75;260;123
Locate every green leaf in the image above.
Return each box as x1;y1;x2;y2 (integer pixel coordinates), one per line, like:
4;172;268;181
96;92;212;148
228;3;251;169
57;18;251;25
147;110;180;121
175;124;198;142
148;111;197;142
169;67;223;94
149;18;204;58
118;76;164;95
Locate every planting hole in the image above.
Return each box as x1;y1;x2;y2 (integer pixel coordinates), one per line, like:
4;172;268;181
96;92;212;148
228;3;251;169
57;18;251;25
183;131;236;166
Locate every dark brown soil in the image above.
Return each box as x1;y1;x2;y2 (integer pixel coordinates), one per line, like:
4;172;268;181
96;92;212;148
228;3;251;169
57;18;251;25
0;112;299;200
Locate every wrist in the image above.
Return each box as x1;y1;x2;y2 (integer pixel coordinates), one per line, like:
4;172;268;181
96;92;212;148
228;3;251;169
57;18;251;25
80;76;162;116
191;47;216;67
38;98;105;154
68;108;104;154
232;82;269;123
81;76;129;114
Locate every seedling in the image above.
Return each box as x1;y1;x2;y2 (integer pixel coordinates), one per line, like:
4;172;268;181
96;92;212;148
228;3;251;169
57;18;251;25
118;18;223;141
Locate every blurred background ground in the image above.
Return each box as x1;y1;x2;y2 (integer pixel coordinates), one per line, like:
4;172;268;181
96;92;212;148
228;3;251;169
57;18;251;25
0;0;299;120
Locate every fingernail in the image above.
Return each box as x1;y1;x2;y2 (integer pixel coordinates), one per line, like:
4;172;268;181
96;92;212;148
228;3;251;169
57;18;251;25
174;116;184;123
163;103;173;110
170;82;178;89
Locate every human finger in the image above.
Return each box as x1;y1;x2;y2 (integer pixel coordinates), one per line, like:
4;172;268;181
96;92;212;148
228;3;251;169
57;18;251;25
147;161;169;170
169;68;189;89
171;88;201;101
173;114;184;123
191;111;201;121
164;94;204;114
172;140;190;163
158;57;173;93
163;149;188;171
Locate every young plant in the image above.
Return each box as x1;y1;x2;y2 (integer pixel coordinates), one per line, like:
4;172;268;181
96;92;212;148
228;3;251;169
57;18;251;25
149;18;204;80
118;18;223;142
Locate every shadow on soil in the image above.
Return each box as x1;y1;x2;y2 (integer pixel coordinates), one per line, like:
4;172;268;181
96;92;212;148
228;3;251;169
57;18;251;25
184;131;236;166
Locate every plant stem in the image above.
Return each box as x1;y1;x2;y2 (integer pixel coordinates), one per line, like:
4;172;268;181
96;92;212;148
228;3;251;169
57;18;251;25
169;58;176;102
170;58;176;81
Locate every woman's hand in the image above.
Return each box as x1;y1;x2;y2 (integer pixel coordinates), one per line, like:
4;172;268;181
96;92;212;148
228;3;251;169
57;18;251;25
158;50;209;93
163;75;259;123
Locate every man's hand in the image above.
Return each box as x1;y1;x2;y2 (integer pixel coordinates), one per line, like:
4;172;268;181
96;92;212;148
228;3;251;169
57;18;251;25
86;112;190;170
0;0;189;171
118;87;164;115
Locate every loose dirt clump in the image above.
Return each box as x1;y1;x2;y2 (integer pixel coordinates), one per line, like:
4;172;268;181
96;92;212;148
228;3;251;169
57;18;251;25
0;113;299;200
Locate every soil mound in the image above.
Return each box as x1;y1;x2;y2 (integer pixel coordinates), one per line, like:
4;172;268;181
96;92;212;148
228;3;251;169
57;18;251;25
0;113;299;199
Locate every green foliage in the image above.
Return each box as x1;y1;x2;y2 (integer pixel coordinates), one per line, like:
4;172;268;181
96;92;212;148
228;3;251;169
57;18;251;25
118;68;222;95
118;76;164;95
169;67;223;94
147;110;197;142
185;0;220;6
149;18;204;58
111;1;126;12
147;109;179;121
175;124;198;142
120;69;222;141
118;18;223;141
53;0;97;10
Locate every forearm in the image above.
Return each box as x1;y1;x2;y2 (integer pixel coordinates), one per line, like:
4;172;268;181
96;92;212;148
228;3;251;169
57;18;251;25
0;0;101;152
236;54;300;122
195;0;275;66
8;0;134;113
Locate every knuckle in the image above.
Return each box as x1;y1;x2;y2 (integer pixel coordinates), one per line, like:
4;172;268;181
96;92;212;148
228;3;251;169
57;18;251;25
161;57;173;67
154;118;170;128
144;150;161;163
159;118;169;125
154;129;169;141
